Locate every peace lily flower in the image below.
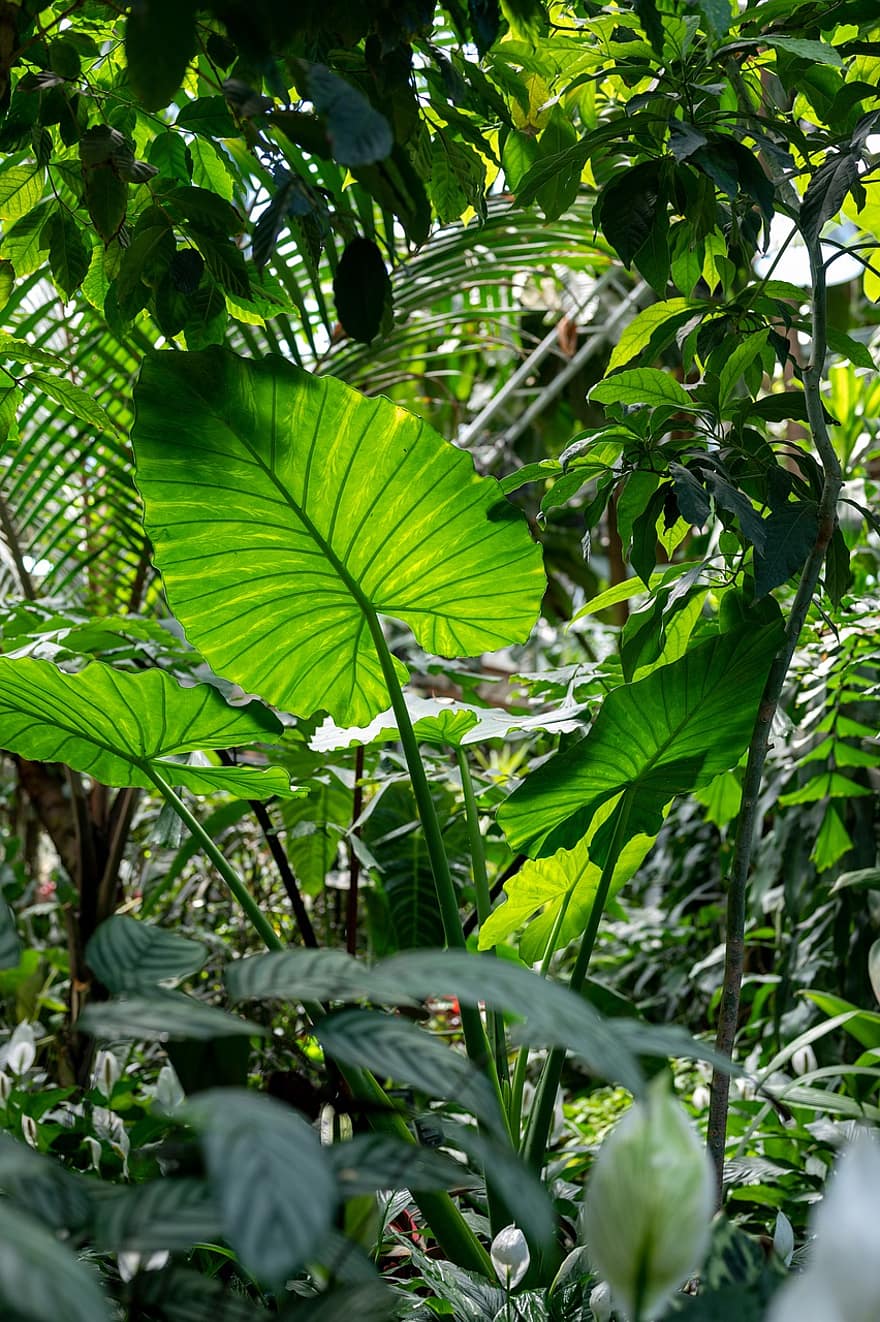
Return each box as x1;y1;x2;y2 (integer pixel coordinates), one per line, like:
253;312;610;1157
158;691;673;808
579;1078;713;1322
769;1131;880;1322
117;1251;169;1283
92;1049;121;1098
490;1224;530;1290
1;1022;36;1076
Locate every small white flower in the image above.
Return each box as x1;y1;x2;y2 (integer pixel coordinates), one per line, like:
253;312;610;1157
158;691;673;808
692;1084;711;1111
92;1050;121;1098
93;1106;130;1175
117;1251;169;1283
589;1279;614;1322
792;1044;818;1077
580;1079;713;1322
21;1114;38;1148
490;1225;530;1290
769;1132;880;1322
773;1211;795;1267
0;1070;11;1104
83;1136;102;1172
2;1022;36;1076
154;1064;185;1111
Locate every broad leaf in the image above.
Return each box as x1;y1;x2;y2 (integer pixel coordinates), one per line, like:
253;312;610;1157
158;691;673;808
0;656;294;798
184;1088;337;1283
132;348;545;726
591;368;692;410
499;618;782;859
85;916;208;993
225;947;419;1007
326;1135;470;1196
0;1202;110;1322
754;501;819;597
0;892;19;970
478;807;656;962
315;1009;506;1135
607;299;695;371
79;991;263;1042
96;1179;223;1253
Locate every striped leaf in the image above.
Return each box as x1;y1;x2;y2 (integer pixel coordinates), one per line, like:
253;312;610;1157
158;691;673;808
96;1179;223;1253
0;656;295;799
0;892;19;970
184;1089;337;1284
131;347;545;726
79;991;262;1042
85;916;207;993
0;1202;110;1322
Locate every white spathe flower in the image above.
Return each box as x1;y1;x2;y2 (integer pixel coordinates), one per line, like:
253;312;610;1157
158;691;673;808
92;1050;121;1099
153;1063;185;1111
0;1070;10;1104
117;1251;169;1283
490;1224;530;1290
83;1136;102;1172
21;1114;38;1148
773;1211;795;1267
769;1131;880;1322
580;1078;714;1322
589;1279;614;1322
792;1044;818;1077
2;1022;36;1076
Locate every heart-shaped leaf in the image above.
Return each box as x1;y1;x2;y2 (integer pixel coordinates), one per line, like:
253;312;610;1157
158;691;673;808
499;618;782;859
132;348;545;726
0;656;294;799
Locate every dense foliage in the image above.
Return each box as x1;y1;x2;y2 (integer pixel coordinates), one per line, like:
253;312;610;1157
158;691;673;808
0;1;879;1319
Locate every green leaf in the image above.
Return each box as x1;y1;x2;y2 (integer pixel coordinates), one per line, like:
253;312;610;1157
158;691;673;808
191;230;250;300
0;655;294;798
326;1135;469;1196
132;1267;267;1322
499;617;782;859
0;892;19;970
316;1009;506;1135
753;501;819;597
0;166;44;222
332;237;392;344
696;0;732;38
765;36;843;67
591;368;692;410
126;0;198;110
352;146;431;246
131;348;544;727
595;159;662;268
718;330;769;407
303;63;393;167
607;299;695;371
801;153;859;249
27;370;116;435
430;134;486;223
184;1088;337;1283
824;524;852;607
176;96;238;139
225;947;418;1007
2;204;50;276
40;211;90;299
85;915;208;993
96;1179;223;1253
83;166;127;242
478;805;656;962
0;1202;111;1322
79;990;263;1042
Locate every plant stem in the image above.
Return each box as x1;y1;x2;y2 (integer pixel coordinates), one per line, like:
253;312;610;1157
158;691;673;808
346;744;365;955
706;241;843;1206
508;892;572;1143
456;746;509;1087
521;798;633;1172
146;766;493;1276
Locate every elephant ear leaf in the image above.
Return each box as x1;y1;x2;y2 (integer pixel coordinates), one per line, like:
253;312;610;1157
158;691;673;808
0;656;295;798
131;347;545;726
499;617;783;860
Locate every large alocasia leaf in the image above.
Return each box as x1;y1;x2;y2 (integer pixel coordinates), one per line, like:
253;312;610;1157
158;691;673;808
499;617;783;860
0;656;294;798
131;348;545;726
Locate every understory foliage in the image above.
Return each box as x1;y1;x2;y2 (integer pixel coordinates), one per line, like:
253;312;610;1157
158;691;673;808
0;1;878;1320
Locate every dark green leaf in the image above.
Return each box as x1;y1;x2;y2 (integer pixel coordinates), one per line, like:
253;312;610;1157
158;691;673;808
40;211;90;299
0;1202;110;1322
126;0;198;110
595;160;663;268
704;472;767;551
499;617;782;858
753;501;819;597
326;1135;470;1195
333;237;392;344
801;152;859;248
824;524;852;607
316;1009;506;1135
96;1179;223;1252
79;990;263;1042
352;147;430;245
85;915;208;993
302;64;392;167
0;892;19;970
176;96;238;139
184;1089;337;1284
226;947;418;1007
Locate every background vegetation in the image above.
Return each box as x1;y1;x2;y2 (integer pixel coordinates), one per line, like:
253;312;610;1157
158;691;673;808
0;0;878;1319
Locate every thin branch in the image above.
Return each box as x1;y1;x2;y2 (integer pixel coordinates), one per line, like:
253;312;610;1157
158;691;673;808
346;744;364;955
0;491;36;600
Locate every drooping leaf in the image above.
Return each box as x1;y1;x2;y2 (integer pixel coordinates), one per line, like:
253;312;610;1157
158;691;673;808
184;1089;337;1284
499;617;783;859
0;656;295;798
608;299;695;371
131;348;544;727
26;370;117;435
40;211;90;299
0;891;19;970
801;153;859;249
0;1202;110;1322
79;990;263;1042
126;0;198;110
595;160;663;268
301;64;393;167
85;916;208;993
315;1009;506;1135
96;1179;223;1253
326;1134;470;1196
132;1267;266;1322
333;237;392;344
0;166;44;222
753;501;819;597
226;947;419;1007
